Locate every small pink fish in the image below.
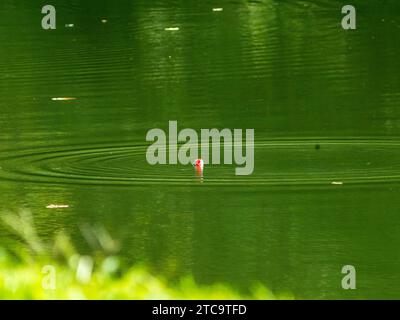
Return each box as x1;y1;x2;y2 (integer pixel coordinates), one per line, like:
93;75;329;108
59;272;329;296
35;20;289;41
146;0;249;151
193;159;204;173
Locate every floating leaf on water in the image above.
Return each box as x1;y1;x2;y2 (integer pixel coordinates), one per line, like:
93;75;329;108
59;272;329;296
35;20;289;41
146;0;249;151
51;97;76;101
164;27;179;31
46;204;70;209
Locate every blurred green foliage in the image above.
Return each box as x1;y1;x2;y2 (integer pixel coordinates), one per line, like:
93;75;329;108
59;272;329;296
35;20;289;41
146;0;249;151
0;211;283;300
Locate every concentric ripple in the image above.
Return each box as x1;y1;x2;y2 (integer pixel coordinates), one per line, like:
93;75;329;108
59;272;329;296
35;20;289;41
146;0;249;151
0;139;399;186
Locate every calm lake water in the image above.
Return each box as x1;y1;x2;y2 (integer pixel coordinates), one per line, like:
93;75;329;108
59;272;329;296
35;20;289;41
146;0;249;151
1;0;400;298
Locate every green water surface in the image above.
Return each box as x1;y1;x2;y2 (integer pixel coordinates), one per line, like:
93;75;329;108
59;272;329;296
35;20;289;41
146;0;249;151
1;0;400;299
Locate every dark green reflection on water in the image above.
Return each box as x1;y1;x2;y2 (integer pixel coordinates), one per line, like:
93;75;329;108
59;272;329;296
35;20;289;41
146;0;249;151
1;0;400;298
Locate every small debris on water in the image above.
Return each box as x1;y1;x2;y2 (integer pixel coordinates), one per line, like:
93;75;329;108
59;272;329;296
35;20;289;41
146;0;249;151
52;97;76;101
213;8;223;12
46;204;70;209
164;27;180;31
331;181;344;185
65;24;75;28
